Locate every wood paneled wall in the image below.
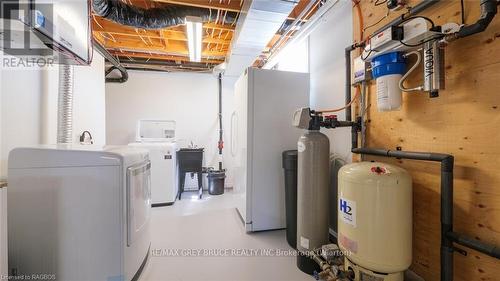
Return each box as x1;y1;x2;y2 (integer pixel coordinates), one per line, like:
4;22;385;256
351;0;500;280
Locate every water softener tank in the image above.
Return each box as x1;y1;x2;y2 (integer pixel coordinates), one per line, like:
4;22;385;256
296;116;330;274
338;162;412;281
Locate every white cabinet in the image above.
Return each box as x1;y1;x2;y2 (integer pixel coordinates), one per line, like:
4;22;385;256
0;186;7;277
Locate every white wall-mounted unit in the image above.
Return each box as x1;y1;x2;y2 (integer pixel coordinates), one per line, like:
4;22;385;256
8;145;151;281
230;67;309;232
0;0;91;64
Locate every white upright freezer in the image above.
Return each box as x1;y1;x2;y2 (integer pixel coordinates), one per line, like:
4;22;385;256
230;68;309;232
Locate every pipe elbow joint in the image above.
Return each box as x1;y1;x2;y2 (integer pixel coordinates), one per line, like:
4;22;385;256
457;0;498;38
441;155;454;172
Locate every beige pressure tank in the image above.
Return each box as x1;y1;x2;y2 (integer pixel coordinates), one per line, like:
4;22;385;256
338;162;412;280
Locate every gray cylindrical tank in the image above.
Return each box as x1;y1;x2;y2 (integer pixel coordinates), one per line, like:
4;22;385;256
296;129;330;274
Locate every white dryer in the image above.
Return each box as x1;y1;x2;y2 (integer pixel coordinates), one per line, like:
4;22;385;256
129;120;178;207
8;145;151;281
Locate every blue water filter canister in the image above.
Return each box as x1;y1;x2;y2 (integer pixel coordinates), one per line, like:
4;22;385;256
371;52;406;112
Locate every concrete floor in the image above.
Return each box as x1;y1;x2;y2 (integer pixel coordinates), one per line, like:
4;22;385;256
139;190;312;281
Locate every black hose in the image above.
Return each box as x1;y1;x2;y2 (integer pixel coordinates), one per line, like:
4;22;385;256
371;0;441;36
92;0;238;30
218;73;223;171
456;0;498;38
93;41;128;83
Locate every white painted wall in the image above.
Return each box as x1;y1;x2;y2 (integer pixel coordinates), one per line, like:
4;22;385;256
0;51;106;179
106;71;234;187
0;51;106;275
275;38;309;73
309;0;353;162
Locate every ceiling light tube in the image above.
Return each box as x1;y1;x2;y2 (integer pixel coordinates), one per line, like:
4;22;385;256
185;16;203;62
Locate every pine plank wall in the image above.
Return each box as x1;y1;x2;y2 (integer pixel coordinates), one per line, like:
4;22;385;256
350;0;500;280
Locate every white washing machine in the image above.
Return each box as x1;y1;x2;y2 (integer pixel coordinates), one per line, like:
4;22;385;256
129;120;178;207
8;145;151;281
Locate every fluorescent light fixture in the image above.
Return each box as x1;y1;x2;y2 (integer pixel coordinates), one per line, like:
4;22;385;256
185;16;203;62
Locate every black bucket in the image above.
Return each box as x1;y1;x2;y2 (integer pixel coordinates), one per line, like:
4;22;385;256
208;170;226;195
282;150;298;249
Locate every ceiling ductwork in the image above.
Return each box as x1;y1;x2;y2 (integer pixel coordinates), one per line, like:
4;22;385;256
92;0;238;29
224;0;298;78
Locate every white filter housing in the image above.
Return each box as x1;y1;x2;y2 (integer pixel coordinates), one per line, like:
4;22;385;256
338;162;412;275
376;74;403;112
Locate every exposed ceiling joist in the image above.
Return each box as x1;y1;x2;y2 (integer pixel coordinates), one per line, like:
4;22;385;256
153;0;243;13
94;0;318;72
109;50;224;64
100;38;227;58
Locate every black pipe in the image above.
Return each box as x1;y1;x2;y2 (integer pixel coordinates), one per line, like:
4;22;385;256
345;45;355;122
350;146;500;277
92;0;238;30
456;0;498;38
117;58;215;69
344;42;365;123
218;73;223;171
351;147;455;281
372;0;441;36
93;41;129;83
447;232;500;259
341;1;499;280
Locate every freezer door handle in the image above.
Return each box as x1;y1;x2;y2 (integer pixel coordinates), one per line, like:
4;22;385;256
231;111;238;157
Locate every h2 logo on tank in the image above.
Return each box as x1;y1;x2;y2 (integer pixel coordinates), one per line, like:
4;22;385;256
339;198;356;227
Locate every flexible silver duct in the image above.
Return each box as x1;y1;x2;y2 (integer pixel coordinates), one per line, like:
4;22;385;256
57;64;74;144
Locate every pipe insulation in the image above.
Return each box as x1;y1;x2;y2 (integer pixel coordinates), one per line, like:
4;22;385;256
57;65;74;144
92;0;238;29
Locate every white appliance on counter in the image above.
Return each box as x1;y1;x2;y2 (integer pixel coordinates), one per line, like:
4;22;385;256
129;120;178;206
230;68;310;232
8;145;151;281
0;183;7;278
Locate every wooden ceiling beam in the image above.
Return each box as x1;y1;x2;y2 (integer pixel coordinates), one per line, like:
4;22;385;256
93;29;231;45
102;39;227;58
93;16;235;33
152;0;243;13
109;50;223;64
204;22;236;32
